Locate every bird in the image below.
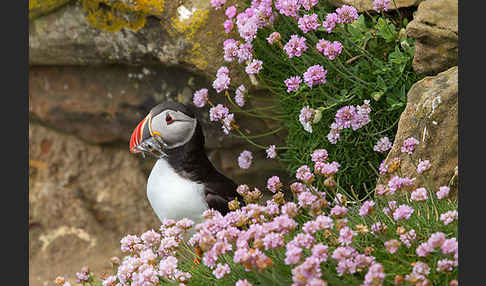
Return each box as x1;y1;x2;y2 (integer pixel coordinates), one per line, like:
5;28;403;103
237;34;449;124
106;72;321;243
129;101;243;227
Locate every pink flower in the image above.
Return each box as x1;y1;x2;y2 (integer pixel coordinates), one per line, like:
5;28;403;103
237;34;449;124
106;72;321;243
338;226;356;246
210;0;227;10
401;137;419;154
316;39;343;60
193;88;209;108
362;263;385;286
266;145;277;158
314;161;340;176
416;242;433;257
285;243;303;265
416;159;431;174
373;0;392;12
411;187;429;201
330;205;348;217
359;200;375;217
212;67;231;93
223;39;239;62
441;238;458;255
245;59;263;74
303;65;328;88
285;76;302;92
237;42;253;63
298;13;320;33
436;186;450;199
159;256;178;278
213;263;231;279
140;229;161;247
266;31;281;45
235;84;246;107
262;232;284;250
301;0;319;11
238;150;253;169
267;176;283;193
225;5;237;18
437;259;456;272
298;191;317;208
120;234;141;253
373;137;392;153
440;210;458;225
336;5;359;24
281;202;299;217
283;35;308;58
311;243;329;262
224;19;234;33
384;239;401;254
334;106;356;129
311;149;328;163
393;204;414;220
322;12;338;33
275;0;301;18
291;233;315;248
400;229;417;248
209;104;229;122
428;232;446;249
296;164;315;183
236;279;252;286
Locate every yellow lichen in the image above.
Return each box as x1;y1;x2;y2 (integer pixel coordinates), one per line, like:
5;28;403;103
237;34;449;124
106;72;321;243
188;42;208;70
29;0;73;20
82;0;148;32
170;8;209;41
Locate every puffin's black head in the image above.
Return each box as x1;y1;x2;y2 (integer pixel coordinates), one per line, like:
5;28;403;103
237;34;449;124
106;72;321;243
130;102;202;155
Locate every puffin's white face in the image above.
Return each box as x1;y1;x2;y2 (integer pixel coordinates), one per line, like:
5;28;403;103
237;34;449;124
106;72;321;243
149;109;197;149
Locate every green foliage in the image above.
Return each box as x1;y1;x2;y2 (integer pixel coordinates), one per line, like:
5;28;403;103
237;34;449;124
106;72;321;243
251;5;422;198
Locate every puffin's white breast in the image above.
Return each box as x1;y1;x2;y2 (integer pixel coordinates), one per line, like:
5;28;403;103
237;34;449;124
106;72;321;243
147;159;208;225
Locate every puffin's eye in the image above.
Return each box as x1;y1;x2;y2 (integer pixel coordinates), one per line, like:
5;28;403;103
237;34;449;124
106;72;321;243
165;114;175;125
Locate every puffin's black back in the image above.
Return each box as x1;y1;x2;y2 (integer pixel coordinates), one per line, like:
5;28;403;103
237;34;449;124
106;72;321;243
157;102;242;215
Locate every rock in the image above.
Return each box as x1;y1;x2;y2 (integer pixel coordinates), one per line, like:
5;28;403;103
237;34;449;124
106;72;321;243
28;65;284;150
29;122;160;286
327;0;420;12
29;65;212;145
29;0;251;87
406;0;458;75
29;0;74;20
379;66;458;194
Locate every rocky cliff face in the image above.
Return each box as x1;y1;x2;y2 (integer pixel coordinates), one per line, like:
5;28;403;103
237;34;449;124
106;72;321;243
29;0;458;285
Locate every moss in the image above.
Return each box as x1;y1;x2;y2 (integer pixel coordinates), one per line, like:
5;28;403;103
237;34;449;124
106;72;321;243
29;0;74;20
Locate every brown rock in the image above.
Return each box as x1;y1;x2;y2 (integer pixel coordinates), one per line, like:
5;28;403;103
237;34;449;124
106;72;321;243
327;0;421;12
379;66;458;193
406;0;458;75
29;122;160;286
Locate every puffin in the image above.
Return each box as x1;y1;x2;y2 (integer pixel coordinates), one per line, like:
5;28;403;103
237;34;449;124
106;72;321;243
129;101;242;226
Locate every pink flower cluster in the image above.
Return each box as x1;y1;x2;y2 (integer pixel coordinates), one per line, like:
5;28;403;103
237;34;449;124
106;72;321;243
116;222;193;286
283;35;308;58
238;150;253;169
209;103;235;135
373;136;392;153
316;39;343;60
327;100;371;144
298;13;320;33
373;0;392;12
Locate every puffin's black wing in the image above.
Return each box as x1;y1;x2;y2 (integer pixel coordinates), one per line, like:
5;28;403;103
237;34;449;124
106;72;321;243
203;170;243;215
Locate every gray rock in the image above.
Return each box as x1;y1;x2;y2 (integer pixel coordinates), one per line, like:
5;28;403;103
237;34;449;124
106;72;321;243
406;0;458;75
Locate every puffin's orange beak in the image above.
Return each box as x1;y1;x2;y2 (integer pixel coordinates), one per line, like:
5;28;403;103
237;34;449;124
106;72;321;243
129;115;150;154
